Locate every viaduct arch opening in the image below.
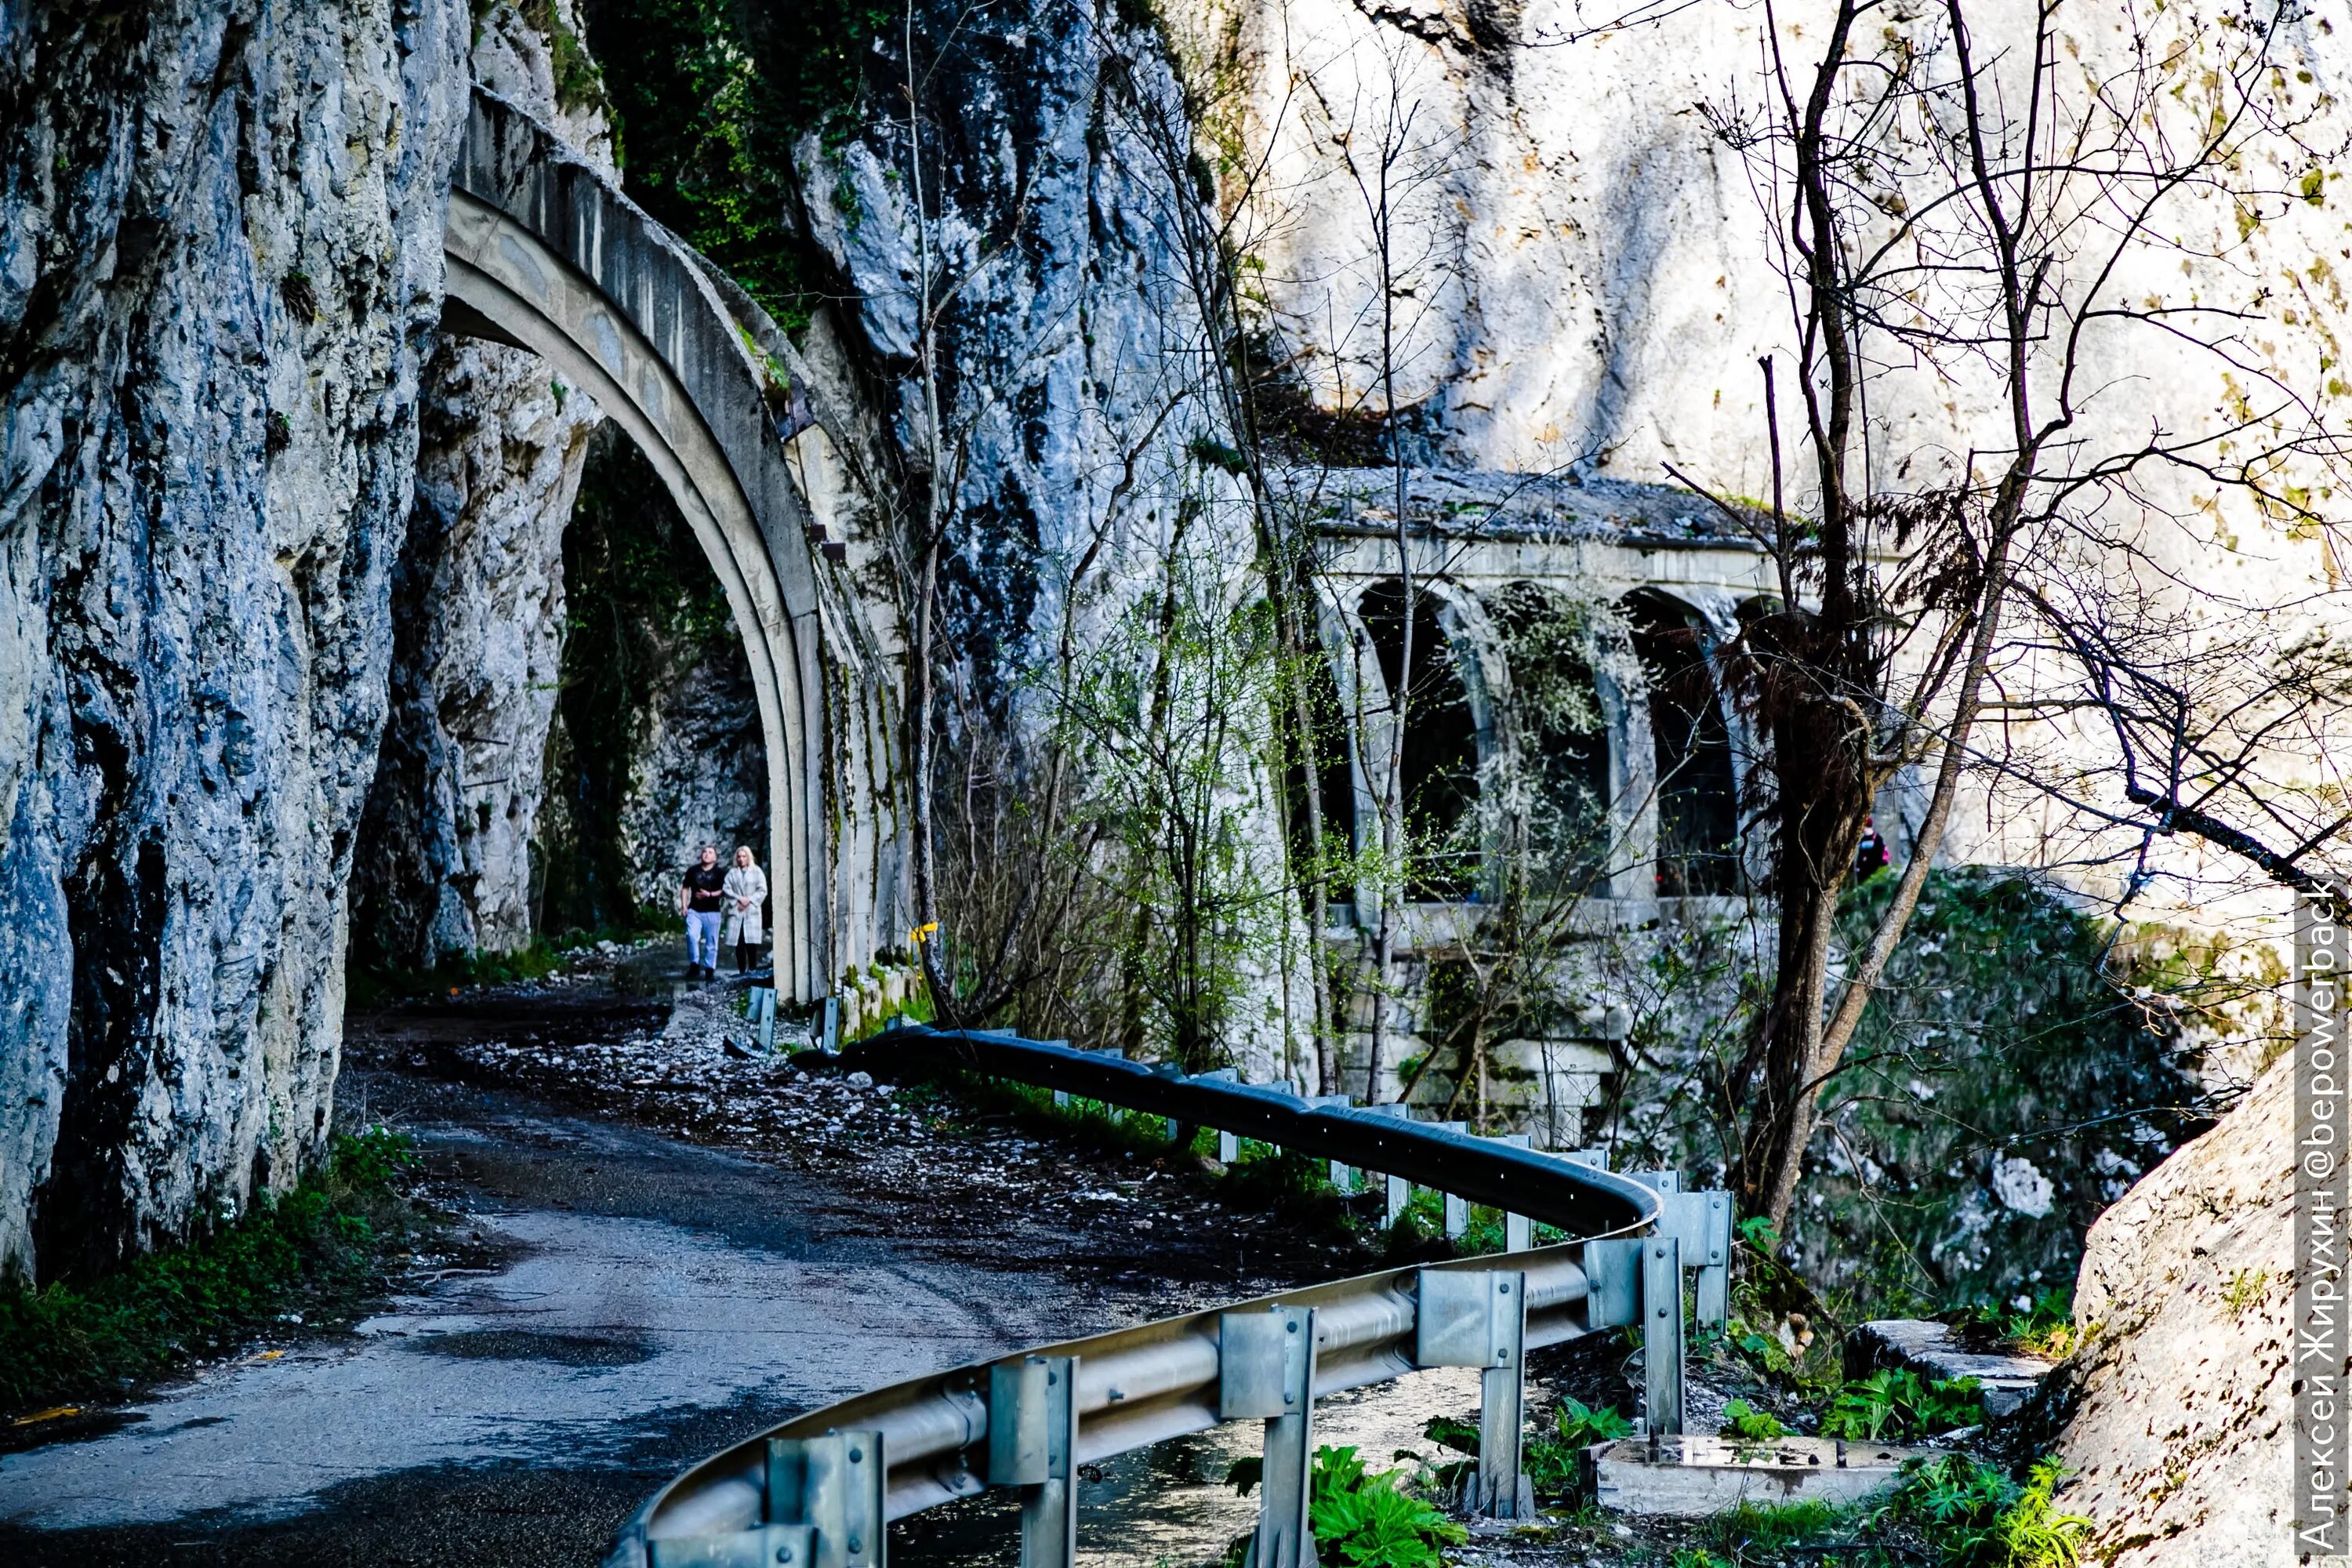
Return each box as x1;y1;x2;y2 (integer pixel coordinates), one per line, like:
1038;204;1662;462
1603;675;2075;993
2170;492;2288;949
433;89;835;1000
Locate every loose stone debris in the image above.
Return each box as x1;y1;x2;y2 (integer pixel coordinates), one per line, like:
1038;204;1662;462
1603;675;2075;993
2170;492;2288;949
343;950;1376;1298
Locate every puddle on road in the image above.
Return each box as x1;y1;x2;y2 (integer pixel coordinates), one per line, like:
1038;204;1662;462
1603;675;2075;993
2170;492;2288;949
895;1369;1485;1568
410;1328;658;1367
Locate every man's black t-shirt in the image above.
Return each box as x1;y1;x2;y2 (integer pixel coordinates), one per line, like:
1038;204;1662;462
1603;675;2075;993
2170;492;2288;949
685;863;728;913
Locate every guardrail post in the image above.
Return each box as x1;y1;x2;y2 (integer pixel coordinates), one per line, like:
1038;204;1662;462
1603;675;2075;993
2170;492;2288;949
1427;1121;1468;1240
1305;1097;1352;1192
1478;1132;1535;1250
821;994;838;1052
1641;1237;1684;1436
1358;1104;1412;1225
763;1429;886;1568
1581;1239;1639;1330
1221;1307;1319;1568
1695;1192;1731;1326
1479;1278;1530;1518
1414;1270;1530;1518
989;1355;1078;1568
1651;1191;1735;1328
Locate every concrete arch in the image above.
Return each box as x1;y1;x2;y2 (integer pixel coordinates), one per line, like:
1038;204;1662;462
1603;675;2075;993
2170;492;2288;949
441;89;829;998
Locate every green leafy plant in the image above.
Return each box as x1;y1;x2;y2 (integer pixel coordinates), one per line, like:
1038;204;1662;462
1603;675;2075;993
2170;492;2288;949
1720;1398;1788;1441
1554;1395;1635;1447
1820;1369;1983;1441
1697;1499;1846;1555
1966;1287;2081;1358
1420;1415;1479;1456
1728;1316;1796;1376
1875;1454;2092;1568
1305;1446;1466;1568
1523;1398;1635;1497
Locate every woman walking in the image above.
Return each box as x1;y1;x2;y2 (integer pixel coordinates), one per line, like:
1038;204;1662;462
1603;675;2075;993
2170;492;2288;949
723;845;768;975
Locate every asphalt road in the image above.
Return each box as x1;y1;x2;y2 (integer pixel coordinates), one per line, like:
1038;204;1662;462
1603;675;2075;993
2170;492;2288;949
0;978;1455;1568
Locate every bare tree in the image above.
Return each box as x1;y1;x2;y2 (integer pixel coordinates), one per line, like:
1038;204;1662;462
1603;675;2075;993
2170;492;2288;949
1292;34;1467;1102
1683;0;2351;1227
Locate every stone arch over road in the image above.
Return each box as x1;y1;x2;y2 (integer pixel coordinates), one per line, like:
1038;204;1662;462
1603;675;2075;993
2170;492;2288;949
439;89;832;1000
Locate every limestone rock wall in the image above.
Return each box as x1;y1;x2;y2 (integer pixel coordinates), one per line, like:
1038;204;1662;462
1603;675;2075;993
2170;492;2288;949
348;342;600;969
2047;1051;2292;1566
0;0;470;1279
786;0;1311;1069
348;1;608;971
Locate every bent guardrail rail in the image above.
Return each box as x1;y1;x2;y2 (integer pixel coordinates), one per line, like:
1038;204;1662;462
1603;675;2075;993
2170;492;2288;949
606;1022;1732;1568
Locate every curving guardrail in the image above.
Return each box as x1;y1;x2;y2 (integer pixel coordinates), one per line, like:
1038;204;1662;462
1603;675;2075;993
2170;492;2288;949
604;1022;1733;1568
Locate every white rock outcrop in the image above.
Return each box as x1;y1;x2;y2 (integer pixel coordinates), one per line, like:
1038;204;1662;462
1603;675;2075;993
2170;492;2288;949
2049;1051;2292;1566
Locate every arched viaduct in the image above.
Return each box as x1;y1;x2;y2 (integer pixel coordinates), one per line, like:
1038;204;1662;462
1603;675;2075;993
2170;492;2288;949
437;88;879;1002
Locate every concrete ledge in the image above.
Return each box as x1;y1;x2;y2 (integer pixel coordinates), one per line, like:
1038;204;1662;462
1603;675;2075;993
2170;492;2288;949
1847;1319;2054;1418
1594;1435;1931;1516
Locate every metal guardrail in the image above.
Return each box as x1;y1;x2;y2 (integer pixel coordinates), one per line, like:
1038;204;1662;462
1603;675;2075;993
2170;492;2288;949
607;1021;1733;1568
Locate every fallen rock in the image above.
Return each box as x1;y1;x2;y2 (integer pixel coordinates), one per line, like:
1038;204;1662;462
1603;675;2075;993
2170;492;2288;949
1845;1319;2053;1418
2046;1051;2291;1567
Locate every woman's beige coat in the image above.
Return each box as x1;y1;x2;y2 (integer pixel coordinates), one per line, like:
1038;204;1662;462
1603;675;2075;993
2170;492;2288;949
722;865;768;946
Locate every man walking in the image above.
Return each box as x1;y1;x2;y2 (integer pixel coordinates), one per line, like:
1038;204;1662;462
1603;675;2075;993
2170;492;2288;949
680;844;728;978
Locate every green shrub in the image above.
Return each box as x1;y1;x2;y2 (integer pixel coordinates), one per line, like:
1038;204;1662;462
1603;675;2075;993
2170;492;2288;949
1967;1287;2082;1358
1420;1415;1479;1456
0;1128;424;1413
1700;1498;1845;1555
1553;1395;1636;1448
1523;1397;1635;1497
1875;1455;2091;1568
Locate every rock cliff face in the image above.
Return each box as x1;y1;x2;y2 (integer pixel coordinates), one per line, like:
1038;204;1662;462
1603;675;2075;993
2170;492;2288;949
2047;1052;2291;1565
347;340;599;970
348;2;607;972
0;0;470;1279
